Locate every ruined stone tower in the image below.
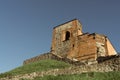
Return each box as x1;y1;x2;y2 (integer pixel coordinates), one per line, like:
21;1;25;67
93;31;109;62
51;19;117;62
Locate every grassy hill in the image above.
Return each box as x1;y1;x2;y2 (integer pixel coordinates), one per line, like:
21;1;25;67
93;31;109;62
0;59;71;78
0;59;120;80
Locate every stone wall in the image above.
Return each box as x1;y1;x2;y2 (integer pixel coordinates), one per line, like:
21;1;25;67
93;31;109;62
23;52;52;65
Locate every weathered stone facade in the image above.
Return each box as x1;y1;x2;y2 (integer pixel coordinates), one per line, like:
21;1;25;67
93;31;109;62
51;19;117;62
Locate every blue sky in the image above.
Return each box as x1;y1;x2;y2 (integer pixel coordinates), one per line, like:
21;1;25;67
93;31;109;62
0;0;120;73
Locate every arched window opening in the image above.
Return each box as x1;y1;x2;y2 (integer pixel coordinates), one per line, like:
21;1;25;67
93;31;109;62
65;31;70;41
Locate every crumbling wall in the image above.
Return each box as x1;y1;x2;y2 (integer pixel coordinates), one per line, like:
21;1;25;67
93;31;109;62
23;53;52;65
96;42;106;56
94;34;107;57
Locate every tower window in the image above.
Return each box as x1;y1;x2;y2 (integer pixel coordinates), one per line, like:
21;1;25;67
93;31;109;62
73;44;74;47
65;31;70;40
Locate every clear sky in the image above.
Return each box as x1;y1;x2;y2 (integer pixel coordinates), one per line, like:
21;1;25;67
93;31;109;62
0;0;120;73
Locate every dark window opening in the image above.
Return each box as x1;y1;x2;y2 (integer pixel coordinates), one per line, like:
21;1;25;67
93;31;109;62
93;36;96;39
65;31;70;40
73;44;74;47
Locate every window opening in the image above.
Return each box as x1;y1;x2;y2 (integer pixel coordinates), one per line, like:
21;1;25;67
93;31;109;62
65;31;70;40
73;44;74;47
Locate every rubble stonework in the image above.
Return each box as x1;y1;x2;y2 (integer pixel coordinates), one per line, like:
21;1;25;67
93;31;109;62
51;19;117;62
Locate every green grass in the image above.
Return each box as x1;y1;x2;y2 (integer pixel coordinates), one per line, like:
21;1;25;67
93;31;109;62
0;59;71;78
34;71;120;80
1;59;120;80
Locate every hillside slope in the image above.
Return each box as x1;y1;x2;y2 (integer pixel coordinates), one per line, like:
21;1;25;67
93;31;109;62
0;59;71;79
0;57;120;80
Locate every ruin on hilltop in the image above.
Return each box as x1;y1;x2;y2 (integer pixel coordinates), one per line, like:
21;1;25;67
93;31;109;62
24;19;118;65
